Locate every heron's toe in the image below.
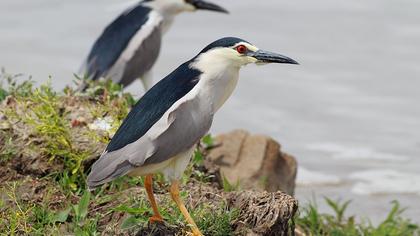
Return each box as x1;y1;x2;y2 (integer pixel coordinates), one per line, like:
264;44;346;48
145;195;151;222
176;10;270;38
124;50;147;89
148;215;164;224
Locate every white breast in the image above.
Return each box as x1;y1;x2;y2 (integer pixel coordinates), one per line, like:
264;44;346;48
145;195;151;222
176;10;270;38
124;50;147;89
129;146;194;181
214;69;240;111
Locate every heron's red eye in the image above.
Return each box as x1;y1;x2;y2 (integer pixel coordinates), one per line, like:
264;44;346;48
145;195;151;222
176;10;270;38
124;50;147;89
236;45;247;54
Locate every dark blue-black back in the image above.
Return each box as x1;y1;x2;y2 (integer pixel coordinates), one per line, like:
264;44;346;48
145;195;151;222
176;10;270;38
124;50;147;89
85;5;151;80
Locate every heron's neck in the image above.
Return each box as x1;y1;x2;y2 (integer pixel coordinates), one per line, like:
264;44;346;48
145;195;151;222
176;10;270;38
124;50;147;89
144;2;178;33
159;13;175;34
191;59;241;112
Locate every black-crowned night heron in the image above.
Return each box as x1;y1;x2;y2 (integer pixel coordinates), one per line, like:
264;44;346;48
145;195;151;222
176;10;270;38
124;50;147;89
79;0;228;90
87;37;298;235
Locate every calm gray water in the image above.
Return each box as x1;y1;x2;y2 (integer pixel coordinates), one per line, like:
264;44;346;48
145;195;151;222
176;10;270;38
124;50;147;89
1;0;419;223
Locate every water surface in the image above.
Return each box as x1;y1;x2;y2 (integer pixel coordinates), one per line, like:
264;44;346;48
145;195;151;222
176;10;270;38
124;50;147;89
1;0;419;223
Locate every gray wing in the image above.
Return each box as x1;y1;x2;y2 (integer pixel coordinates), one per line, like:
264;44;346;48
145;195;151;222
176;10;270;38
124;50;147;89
87;98;213;188
118;24;162;87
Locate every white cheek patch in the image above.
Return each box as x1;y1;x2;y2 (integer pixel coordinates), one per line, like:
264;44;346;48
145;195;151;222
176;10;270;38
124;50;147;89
247;57;258;63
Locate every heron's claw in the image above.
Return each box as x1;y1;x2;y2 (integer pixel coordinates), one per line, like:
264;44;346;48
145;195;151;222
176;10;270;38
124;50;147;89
148;215;164;224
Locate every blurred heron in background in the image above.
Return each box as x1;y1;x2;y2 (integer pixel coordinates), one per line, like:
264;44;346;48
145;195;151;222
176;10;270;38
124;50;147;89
78;0;228;91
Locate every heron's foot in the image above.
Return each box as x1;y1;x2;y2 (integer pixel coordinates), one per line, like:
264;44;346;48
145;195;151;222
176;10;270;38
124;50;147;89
191;228;204;236
148;215;164;224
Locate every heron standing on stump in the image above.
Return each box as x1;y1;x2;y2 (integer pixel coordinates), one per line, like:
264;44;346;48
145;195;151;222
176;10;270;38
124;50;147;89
87;37;298;235
79;0;228;91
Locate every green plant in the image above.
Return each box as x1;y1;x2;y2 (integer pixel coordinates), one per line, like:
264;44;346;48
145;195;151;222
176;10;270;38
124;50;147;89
115;193;154;231
73;191;91;223
30;205;58;233
296;198;420;236
193;149;204;166
222;175;240;192
72;74;135;106
115;188;238;235
361;201;419;236
201;134;214;148
0;69;34;98
0;182;34;235
21;82;90;190
0;87;6;101
55;190;99;235
0;136;17;162
196;204;239;236
117;202;150;230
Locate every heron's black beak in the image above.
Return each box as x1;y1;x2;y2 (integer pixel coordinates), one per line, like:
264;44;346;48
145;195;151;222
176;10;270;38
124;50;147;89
249;50;299;65
191;0;229;14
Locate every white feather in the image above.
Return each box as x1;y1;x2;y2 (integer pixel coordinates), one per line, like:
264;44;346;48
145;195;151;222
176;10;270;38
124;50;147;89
128;147;194;181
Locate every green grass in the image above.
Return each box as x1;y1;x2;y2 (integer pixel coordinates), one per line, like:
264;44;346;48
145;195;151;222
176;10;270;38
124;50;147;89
1;182;34;235
0;135;16;162
196;204;239;236
23;82;90;190
115;190;238;235
296;197;420;236
0;74;134;191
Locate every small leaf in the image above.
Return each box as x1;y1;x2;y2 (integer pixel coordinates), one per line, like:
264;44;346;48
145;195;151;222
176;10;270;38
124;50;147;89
0;87;7;101
193;150;204;165
222;175;239;192
77;191;91;219
54;207;71;223
202;134;214;147
114;205;147;215
121;216;144;229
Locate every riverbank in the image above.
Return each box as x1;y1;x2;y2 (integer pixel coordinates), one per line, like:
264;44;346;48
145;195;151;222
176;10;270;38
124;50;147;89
1;78;419;235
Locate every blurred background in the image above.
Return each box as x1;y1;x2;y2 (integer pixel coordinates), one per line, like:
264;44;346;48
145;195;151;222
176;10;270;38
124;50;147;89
0;0;419;223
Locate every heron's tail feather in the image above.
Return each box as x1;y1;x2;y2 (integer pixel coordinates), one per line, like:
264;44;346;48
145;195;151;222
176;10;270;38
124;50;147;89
87;153;134;189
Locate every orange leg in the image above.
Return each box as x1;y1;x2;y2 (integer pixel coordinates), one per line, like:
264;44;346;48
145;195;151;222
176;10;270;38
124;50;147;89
144;174;163;223
170;180;203;236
